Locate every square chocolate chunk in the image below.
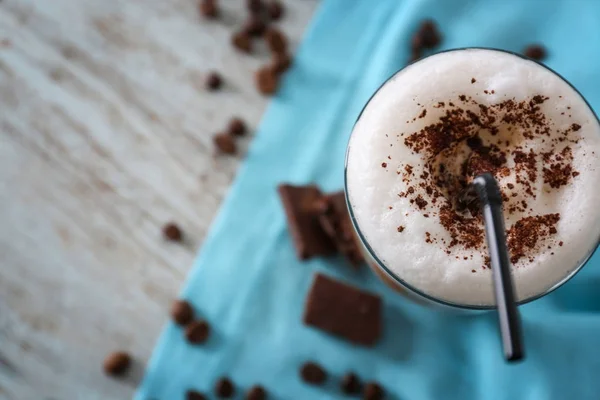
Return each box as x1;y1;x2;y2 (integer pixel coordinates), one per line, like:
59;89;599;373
318;191;364;267
303;273;382;346
278;184;336;260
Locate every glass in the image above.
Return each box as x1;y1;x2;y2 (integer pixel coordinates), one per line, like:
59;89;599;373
344;48;600;310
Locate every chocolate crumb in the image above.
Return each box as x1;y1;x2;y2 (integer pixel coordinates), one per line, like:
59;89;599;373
264;28;287;54
228;118;247;136
471;78;476;83
244;16;266;37
245;385;267;400
272;52;292;74
187;390;207;400
363;382;385;400
267;1;284;20
381;162;387;168
559;241;564;246
232;31;252;53
397;225;405;232
255;66;279;95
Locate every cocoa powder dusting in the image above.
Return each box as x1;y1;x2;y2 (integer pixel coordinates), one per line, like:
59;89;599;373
388;93;582;264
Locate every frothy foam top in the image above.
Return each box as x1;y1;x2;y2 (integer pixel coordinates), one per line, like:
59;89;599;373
347;49;600;306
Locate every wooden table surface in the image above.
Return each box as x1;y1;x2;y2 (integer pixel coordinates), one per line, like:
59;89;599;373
0;1;317;398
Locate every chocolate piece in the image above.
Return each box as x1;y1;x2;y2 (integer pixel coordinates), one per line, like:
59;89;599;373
244;16;267;37
199;0;218;19
185;320;210;344
232;31;252;53
318;192;364;266
103;351;131;376
278;185;337;259
228;118;247;136
171;300;194;326
255;66;279;95
272;52;292;74
264;28;287;53
213;133;236;155
267;1;284;20
215;377;235;398
524;44;547;61
340;372;362;394
206;71;223;90
245;385;267;400
363;382;385;400
163;222;183;241
187;390;207;400
300;362;327;385
247;0;263;13
303;273;382;346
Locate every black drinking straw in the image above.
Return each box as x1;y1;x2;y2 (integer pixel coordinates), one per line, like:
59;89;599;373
472;173;524;362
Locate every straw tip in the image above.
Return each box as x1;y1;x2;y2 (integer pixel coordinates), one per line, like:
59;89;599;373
506;350;525;363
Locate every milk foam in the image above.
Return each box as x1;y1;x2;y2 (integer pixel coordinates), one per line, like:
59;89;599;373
346;49;600;306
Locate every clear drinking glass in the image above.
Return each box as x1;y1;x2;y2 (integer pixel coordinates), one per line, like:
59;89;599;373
344;48;600;310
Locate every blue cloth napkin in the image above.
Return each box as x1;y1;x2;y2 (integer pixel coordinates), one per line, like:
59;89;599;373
136;0;600;399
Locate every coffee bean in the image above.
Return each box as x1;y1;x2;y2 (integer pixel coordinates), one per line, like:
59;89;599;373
214;377;235;398
524;44;547;61
255;66;279;95
228;118;247;136
163;222;183;241
103;351;131;376
300;362;327;385
264;28;287;53
199;0;218;19
247;0;263;13
232;31;252;53
340;372;361;394
418;19;441;48
185;320;210;344
245;385;267;400
363;382;385;400
244;16;267;37
171;300;194;326
271;52;292;74
206;72;223;91
187;390;207;400
267;1;284;20
213;133;237;155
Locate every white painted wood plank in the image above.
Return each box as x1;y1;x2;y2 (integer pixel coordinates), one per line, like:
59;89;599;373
0;0;318;398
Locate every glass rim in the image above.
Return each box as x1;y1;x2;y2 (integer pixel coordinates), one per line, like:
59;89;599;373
344;47;600;310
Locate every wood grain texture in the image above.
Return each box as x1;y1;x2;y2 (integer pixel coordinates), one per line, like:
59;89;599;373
0;0;318;398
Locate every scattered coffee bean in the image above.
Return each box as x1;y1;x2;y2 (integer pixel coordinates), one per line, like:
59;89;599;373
524;44;547;61
255;66;279;95
244;16;267;37
267;1;284;20
232;31;252;53
264;28;287;53
187;390;207;400
214;133;237;155
206;71;223;91
247;0;263;13
272;52;292;74
245;385;267;400
215;377;235;398
300;361;327;385
171;300;194;326
163;222;183;241
418;19;441;48
341;372;362;395
199;0;218;19
103;351;131;376
228;118;247;136
185;320;210;344
363;382;385;400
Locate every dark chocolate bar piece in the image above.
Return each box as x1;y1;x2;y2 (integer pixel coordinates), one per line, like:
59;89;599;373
278;184;337;260
303;273;382;346
318;191;364;266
